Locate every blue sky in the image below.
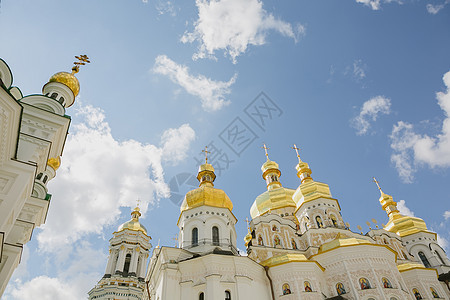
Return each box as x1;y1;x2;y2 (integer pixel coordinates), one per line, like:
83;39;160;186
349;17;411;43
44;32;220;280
1;0;450;298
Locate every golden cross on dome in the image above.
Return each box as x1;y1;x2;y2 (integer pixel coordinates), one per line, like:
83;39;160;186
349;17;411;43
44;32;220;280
136;198;141;208
262;143;270;159
72;54;90;74
291;144;302;161
245;217;250;230
373;177;382;191
202;146;211;163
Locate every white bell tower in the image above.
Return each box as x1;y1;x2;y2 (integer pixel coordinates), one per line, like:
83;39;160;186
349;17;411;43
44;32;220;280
88;207;152;300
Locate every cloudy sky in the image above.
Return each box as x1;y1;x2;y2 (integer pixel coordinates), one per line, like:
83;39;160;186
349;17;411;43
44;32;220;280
1;0;450;298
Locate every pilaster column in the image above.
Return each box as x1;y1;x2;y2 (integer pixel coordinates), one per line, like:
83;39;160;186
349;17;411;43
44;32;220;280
129;247;140;275
104;249;116;275
139;253;148;278
115;245;126;273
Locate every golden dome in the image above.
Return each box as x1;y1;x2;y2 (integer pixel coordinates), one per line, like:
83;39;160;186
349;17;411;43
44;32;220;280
374;182;432;238
48;71;80;97
117;207;147;235
180;185;233;213
292;179;334;208
250;187;296;219
180;161;233;213
244;230;252;247
47;156;61;171
197;163;216;182
261;159;280;178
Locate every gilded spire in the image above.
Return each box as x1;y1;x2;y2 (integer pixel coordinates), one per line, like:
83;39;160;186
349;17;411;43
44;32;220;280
373;177;430;237
260;144;281;189
202;146;210;163
292;144;312;183
197;146;216;187
262;143;270;160
292;144;302;163
47;55;90;100
372;177;398;218
131;206;141;220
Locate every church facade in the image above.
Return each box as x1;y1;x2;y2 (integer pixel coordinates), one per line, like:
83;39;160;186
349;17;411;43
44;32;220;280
91;149;450;299
0;57;86;296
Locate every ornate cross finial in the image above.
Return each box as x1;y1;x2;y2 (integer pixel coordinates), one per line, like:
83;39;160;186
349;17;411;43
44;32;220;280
202;146;211;163
291;144;302;161
373;177;382;190
245;217;250;230
262;143;270;159
72;54;90;74
136;198;141;208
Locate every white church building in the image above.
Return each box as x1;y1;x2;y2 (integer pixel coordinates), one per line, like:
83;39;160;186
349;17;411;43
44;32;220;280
0;56;87;296
90;150;450;300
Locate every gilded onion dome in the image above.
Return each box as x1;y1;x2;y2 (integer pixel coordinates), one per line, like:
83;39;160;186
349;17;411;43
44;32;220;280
250;155;296;219
47;156;61;171
180;163;233;213
244;230;252;247
292;150;335;209
374;180;430;237
48;71;80;97
117;207;148;235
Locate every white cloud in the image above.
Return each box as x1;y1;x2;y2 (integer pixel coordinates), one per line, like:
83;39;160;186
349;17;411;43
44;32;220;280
7;276;80;300
426;1;449;14
155;1;177;16
181;0;303;63
153;55;237;111
390;70;450;182
37;103;195;252
352;96;391;135
353;59;366;80
397;200;415;217
445;211;450;220
356;0;382;10
356;0;402;10
4;241;105;300
437;234;449;251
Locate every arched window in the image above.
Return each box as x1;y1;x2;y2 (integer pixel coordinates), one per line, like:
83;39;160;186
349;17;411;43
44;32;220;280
382;277;393;288
359;278;371;290
123;253;131;276
199;292;204;300
282;283;291;295
316;216;323;228
36;173;43;180
412;288;423;300
418;251;431;268
225;290;231;300
304;222;308;231
50;92;58;99
435;250;446;265
43;175;48;184
336;282;346;295
58;97;65;106
258;235;264;246
274;236;281;246
430;287;440;298
212;226;219;245
330;215;338;227
291;239;297;249
192;227;198;246
304;281;312;292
